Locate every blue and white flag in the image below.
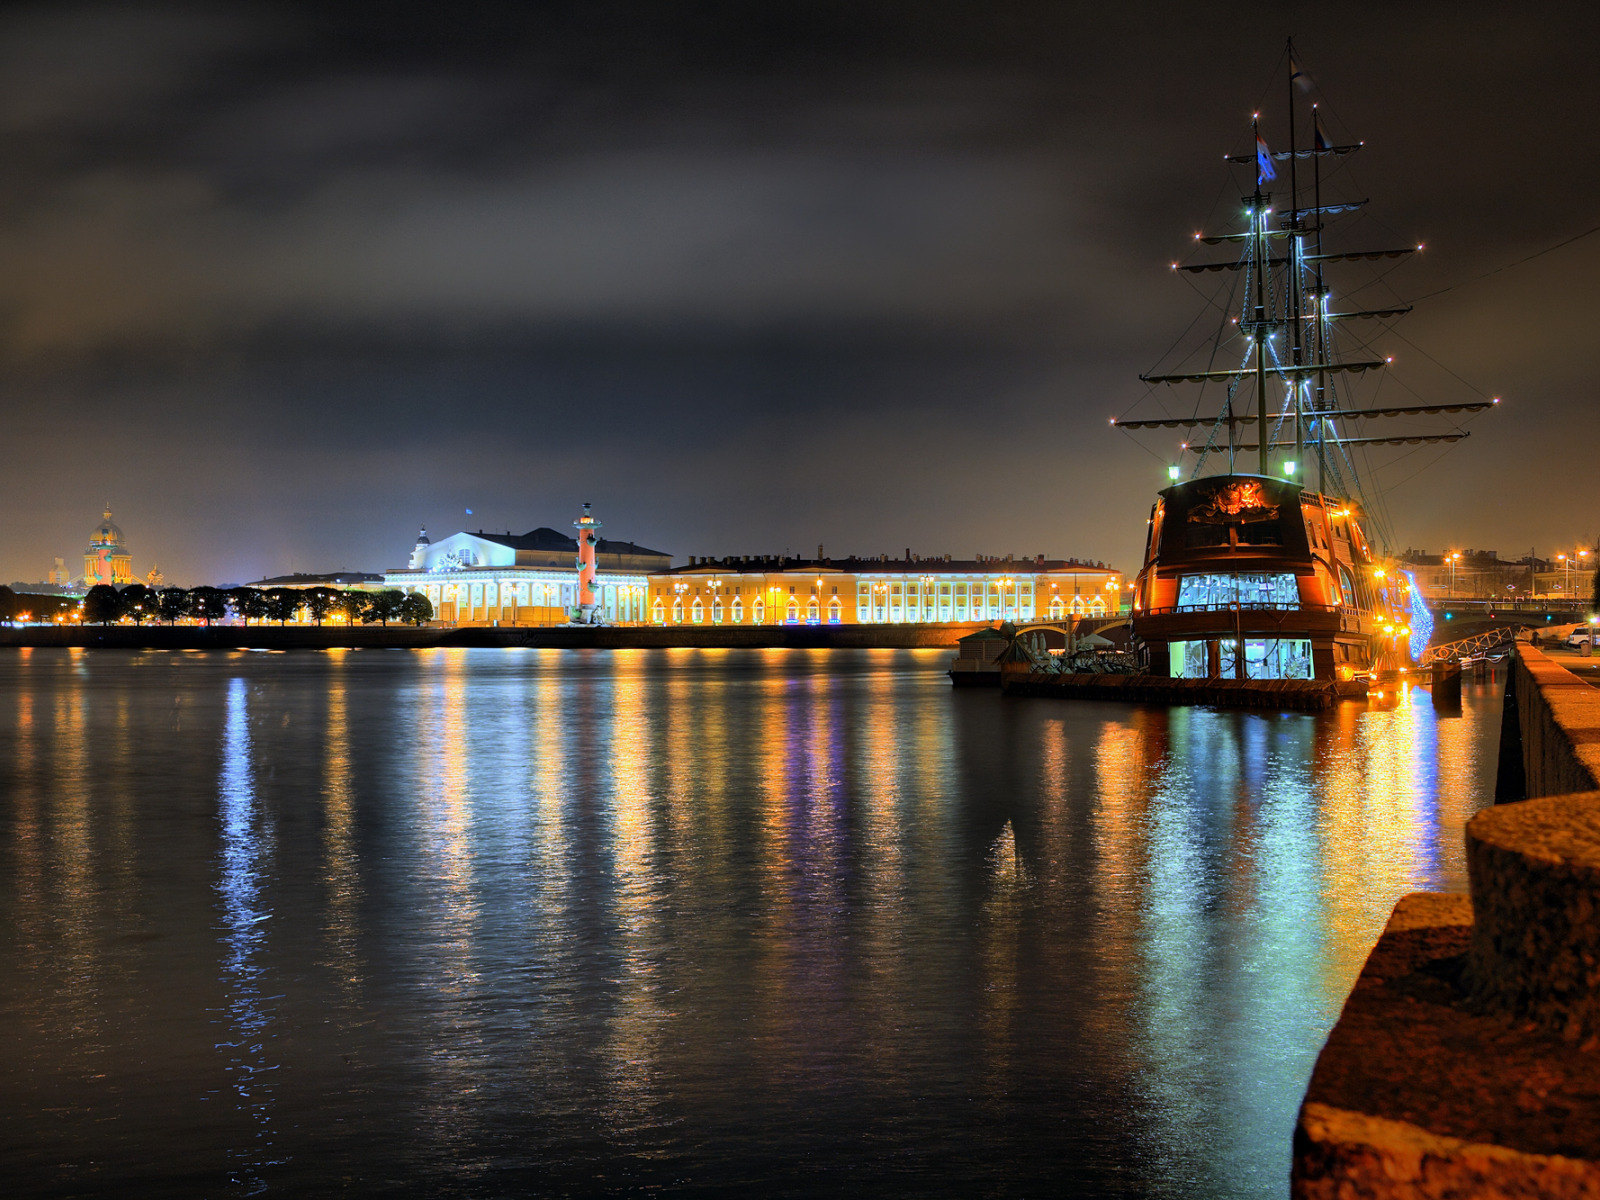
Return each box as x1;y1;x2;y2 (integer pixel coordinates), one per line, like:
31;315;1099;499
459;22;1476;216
1290;55;1311;92
1256;134;1277;181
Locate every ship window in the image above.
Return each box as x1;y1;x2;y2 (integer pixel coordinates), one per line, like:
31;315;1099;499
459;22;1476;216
1186;524;1232;548
1236;523;1283;546
1338;566;1357;606
1177;572;1298;609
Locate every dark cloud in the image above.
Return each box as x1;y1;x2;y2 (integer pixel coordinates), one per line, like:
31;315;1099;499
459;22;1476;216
0;0;1595;584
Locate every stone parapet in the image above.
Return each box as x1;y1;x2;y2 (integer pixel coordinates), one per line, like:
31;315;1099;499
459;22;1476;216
1468;794;1600;1041
1293;648;1600;1197
1292;894;1600;1197
1511;644;1600;798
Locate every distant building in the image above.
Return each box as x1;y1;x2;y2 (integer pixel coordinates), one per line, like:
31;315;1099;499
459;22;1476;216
47;557;71;587
1399;549;1549;601
649;551;1125;626
84;506;133;586
247;572;386;592
386;509;670;625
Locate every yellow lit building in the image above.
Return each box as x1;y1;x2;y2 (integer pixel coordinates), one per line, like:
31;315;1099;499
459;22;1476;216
648;553;1124;626
84;506;134;586
385;512;671;625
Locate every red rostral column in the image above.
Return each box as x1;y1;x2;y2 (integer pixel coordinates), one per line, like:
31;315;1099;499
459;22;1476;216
574;503;601;622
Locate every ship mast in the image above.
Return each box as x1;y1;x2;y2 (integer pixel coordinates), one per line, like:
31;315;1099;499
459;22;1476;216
1120;46;1492;523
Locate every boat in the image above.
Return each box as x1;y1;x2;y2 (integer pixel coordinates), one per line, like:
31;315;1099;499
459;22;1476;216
1114;44;1496;685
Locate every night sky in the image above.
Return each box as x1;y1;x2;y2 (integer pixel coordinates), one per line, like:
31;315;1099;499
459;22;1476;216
2;1;1595;586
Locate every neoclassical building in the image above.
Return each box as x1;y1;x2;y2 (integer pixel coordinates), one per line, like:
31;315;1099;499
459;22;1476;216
649;553;1125;627
84;507;134;586
385;509;670;625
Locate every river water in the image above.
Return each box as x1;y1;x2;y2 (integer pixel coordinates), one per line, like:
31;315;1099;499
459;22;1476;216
0;647;1501;1197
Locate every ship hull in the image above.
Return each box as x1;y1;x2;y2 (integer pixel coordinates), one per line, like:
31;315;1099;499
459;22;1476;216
1129;475;1410;683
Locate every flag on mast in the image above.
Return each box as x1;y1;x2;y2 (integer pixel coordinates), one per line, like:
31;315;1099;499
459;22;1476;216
1313;111;1331;152
1256;134;1277;181
1290;55;1311;91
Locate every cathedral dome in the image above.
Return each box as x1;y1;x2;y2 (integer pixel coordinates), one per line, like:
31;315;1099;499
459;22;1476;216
89;507;125;547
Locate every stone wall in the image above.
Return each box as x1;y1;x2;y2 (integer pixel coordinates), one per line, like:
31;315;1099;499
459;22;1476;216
1292;647;1600;1197
1510;644;1600;798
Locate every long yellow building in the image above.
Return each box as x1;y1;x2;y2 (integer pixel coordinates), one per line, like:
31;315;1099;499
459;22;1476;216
648;553;1125;626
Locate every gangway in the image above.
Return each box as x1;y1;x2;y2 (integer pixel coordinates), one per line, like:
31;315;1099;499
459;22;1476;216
1420;625;1526;666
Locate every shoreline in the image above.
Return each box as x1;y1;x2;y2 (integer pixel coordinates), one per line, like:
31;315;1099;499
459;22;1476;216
0;623;990;651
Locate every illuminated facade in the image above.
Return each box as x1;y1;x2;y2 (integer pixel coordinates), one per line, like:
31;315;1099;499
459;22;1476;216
83;506;133;586
648;554;1124;626
385;511;670;625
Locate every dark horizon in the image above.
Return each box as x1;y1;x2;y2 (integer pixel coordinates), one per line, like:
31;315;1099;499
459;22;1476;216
1;1;1595;587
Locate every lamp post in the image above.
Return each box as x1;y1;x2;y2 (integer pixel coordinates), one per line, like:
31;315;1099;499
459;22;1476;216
1448;552;1460;598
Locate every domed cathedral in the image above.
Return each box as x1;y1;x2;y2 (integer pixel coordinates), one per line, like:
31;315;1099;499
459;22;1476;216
84;505;134;586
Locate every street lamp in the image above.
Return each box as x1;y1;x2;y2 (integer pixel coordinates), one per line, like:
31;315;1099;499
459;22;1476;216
1448;552;1460;597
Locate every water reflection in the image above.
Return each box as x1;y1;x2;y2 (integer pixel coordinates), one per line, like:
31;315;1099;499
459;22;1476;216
0;651;1506;1199
215;677;280;1192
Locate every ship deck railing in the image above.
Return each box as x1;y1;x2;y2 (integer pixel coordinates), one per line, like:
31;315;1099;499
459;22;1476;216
1140;601;1345;617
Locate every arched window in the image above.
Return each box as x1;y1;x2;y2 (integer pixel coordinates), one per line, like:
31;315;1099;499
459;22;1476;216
828;597;842;624
692;598;705;624
785;597;799;623
807;598;820;623
1070;595;1087;616
711;598;723;624
672;599;684;624
752;597;764;625
1048;595;1065;620
731;597;744;623
1090;598;1107;616
652;598;665;624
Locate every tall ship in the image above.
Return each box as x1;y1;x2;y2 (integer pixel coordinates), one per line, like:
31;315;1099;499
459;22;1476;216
1114;46;1496;684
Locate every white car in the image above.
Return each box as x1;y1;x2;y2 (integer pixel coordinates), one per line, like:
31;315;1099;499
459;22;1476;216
1566;627;1600;649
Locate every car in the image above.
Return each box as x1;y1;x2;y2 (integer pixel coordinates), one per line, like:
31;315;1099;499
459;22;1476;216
1566;627;1600;649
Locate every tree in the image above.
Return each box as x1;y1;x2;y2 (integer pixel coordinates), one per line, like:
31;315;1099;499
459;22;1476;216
119;584;153;625
398;592;434;626
265;588;300;625
304;587;337;626
361;590;404;627
189;586;228;626
231;587;270;624
83;584;125;625
338;590;368;624
157;588;192;624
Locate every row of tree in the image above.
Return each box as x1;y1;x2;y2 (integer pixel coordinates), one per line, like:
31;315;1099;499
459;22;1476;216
10;584;434;627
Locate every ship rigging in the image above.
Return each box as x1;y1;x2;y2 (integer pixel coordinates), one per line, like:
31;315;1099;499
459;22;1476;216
1115;43;1498;684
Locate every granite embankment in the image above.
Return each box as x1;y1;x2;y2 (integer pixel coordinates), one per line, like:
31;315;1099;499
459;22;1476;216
0;622;986;651
1293;644;1600;1197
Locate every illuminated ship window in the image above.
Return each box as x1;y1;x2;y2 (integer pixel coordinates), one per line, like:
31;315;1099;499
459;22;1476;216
1176;573;1298;609
1171;638;1313;680
1338;566;1357;607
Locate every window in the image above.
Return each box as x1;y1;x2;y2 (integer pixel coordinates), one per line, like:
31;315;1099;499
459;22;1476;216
1176;573;1298;610
1048;596;1065;619
753;597;765;625
652;598;665;624
731;597;743;623
828;597;842;623
786;598;799;622
1090;598;1106;616
672;599;684;623
807;598;820;622
1338;566;1358;607
692;598;705;624
711;598;723;623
